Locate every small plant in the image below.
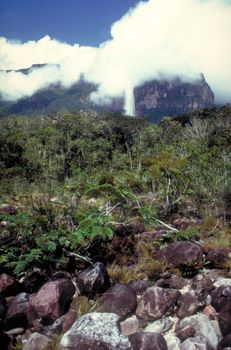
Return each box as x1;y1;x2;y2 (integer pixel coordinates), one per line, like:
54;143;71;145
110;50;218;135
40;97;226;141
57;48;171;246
179;261;201;278
138;241;169;279
107;263;145;284
70;296;95;317
44;334;61;350
222;257;231;272
203;227;231;251
13;342;23;350
175;227;200;241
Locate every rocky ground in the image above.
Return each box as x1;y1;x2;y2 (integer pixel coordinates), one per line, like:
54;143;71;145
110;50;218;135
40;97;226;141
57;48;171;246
1;218;231;350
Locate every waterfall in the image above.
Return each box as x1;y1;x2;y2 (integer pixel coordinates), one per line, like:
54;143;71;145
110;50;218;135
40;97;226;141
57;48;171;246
124;83;135;116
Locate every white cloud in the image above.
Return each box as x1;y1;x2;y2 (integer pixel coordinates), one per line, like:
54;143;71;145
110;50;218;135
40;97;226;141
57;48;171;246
0;0;231;111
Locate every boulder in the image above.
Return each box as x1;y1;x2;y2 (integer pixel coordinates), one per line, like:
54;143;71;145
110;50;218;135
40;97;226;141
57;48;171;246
202;305;217;321
128;280;148;296
30;279;75;323
120;315;145;336
175;314;218;349
164;333;181;350
176;291;203;318
0;273;24;297
218;305;231;337
4;292;36;330
96;284;137;321
180;336;208;350
172;217;199;230
0;204;17;215
0;320;10;350
136;286;180;321
207;249;229;268
191;274;214;299
60;312;131;349
144;316;174;333
22;270;46;293
0;294;7;319
211;285;231;312
62;309;77;334
129;332;168;350
158;241;203;269
218;334;231;349
22;332;50;350
156;274;189;290
214;278;231;288
76;262;110;297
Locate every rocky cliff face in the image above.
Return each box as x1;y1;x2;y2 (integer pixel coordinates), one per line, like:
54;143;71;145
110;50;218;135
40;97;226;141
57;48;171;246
0;65;214;122
134;75;214;122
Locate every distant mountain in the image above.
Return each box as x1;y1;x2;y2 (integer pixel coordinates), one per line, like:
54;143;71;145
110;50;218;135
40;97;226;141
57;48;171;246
0;65;214;122
134;74;214;123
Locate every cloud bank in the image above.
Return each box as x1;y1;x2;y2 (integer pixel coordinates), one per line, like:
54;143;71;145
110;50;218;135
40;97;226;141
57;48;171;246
0;0;231;114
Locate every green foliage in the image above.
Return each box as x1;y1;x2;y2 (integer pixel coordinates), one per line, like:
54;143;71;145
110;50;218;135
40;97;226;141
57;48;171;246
0;107;230;276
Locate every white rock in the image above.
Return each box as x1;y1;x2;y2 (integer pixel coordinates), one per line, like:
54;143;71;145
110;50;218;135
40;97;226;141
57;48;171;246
214;278;231;288
144;316;174;333
164;333;181;350
180;336;207;350
61;312;131;349
177;314;218;349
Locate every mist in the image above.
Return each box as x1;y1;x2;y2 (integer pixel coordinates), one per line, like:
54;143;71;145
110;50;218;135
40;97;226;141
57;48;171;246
0;0;231;112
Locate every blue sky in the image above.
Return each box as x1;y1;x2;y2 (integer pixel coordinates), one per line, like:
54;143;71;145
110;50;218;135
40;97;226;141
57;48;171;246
0;0;140;46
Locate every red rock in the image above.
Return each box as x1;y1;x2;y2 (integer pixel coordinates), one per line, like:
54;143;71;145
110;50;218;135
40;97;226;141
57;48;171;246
211;285;231;312
203;305;217;320
207;249;230;268
0;273;24;297
0;204;17;215
4;293;36;330
76;262;110;297
158;241;203;269
62;309;77;334
177;291;203;318
30;279;75;323
136;286;181;321
129;332;168;350
96;283;137;321
218;305;231;337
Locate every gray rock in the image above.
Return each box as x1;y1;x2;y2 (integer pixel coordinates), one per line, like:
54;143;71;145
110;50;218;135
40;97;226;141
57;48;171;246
97;284;137;321
176;314;218;349
180;336;207;350
129;332;168;350
136;286;181;321
22;332;50;350
61;312;131;349
76;262;110;297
